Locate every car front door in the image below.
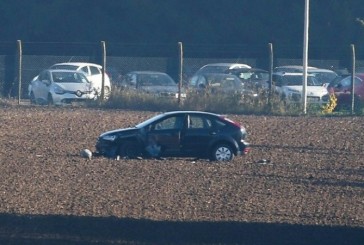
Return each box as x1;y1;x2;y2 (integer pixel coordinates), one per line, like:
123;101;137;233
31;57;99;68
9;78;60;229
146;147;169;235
180;114;216;157
147;115;185;157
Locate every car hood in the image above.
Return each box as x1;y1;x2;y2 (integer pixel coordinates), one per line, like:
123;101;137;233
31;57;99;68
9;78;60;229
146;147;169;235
54;82;93;92
100;127;139;138
283;85;328;96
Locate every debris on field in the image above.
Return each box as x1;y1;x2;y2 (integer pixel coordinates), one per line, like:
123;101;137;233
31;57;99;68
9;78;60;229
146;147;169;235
255;159;271;164
80;149;92;159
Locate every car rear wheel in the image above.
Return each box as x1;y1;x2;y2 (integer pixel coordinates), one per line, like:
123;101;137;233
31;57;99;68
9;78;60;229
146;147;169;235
118;141;141;159
30;92;36;104
210;143;234;162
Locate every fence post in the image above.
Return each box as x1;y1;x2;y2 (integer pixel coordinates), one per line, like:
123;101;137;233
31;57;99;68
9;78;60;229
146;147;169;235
268;43;273;109
350;44;355;114
100;41;106;101
17;40;22;104
178;42;183;105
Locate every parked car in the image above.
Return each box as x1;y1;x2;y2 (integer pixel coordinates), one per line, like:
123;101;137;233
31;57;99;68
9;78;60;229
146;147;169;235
274;65;338;86
49;62;111;99
189;73;242;93
188;73;257;98
225;67;269;90
326;73;364;110
95;111;250;161
28;69;97;105
272;72;329;104
120;71;186;99
193;63;251;76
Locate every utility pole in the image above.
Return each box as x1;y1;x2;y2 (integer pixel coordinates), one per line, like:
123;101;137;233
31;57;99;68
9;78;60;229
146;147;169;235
302;0;309;114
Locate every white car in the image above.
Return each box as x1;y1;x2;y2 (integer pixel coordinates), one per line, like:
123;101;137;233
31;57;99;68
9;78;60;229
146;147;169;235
274;65;338;87
273;72;329;104
28;69;97;105
49;62;111;99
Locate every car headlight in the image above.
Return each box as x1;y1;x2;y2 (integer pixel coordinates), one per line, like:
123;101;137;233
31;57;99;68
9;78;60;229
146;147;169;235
53;85;65;94
101;135;116;141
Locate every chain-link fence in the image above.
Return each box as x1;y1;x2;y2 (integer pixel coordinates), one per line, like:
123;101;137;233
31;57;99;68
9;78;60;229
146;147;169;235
0;41;363;100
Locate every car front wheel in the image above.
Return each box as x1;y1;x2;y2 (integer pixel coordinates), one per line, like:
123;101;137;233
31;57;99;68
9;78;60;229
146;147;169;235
118;141;141;159
210;143;234;162
47;94;54;106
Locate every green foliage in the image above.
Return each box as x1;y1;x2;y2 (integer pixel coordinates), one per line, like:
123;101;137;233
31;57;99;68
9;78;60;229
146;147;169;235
95;87;336;116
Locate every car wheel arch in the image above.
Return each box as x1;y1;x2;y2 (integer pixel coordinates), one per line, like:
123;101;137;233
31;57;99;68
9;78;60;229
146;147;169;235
209;141;236;161
208;139;238;156
115;136;145;158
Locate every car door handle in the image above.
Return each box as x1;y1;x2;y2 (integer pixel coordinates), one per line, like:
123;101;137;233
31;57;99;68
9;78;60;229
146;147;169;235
210;131;217;135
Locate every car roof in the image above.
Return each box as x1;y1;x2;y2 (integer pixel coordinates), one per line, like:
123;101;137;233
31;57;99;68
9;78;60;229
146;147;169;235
275;65;318;70
161;110;222;117
127;71;168;75
228;67;268;73
51;62;102;68
273;71;314;76
45;69;85;73
200;63;252;69
275;65;336;73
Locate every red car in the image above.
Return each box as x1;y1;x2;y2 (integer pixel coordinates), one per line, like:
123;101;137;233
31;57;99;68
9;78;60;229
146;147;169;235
327;73;364;111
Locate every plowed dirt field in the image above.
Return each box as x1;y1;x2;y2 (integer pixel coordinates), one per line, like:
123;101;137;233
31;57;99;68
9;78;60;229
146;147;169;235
0;104;363;244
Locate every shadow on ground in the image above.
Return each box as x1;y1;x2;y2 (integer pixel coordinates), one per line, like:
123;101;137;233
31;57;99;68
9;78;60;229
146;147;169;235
0;213;363;245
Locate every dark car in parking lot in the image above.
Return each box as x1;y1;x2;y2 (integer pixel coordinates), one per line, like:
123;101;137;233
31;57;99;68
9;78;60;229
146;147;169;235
95;111;250;161
327;73;364;111
225;67;269;90
119;71;186;99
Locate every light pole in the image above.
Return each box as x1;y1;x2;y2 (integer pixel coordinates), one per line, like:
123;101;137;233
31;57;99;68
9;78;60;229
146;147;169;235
302;0;309;114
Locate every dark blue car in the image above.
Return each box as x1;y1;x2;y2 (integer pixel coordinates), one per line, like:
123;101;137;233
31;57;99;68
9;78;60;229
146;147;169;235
95;111;250;161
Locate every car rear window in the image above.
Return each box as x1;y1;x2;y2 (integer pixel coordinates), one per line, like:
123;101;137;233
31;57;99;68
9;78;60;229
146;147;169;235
51;65;78;70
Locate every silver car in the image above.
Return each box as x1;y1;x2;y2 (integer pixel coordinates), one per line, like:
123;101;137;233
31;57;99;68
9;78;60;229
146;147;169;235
120;71;186;99
28;69;97;105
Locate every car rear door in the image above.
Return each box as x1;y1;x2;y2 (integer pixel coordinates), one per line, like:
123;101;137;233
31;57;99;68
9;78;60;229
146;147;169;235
180;114;216;157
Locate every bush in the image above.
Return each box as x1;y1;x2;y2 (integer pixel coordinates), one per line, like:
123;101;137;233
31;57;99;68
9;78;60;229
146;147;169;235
87;86;363;116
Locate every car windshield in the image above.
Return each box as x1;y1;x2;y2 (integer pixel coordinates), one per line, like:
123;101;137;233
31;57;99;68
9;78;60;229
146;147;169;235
205;75;241;88
138;74;175;86
52;71;88;83
135;113;167;128
276;75;319;86
51;65;78;70
199;66;228;74
309;72;338;85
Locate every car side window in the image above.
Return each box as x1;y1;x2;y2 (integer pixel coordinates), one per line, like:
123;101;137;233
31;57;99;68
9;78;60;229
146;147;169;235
188;115;212;129
81;66;89;75
90;66;101;75
153;116;184;130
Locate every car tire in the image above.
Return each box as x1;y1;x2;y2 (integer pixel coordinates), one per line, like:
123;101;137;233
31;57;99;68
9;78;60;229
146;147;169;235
118;141;141;159
210;143;234;162
30;92;36;105
47;94;54;106
104;86;111;100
